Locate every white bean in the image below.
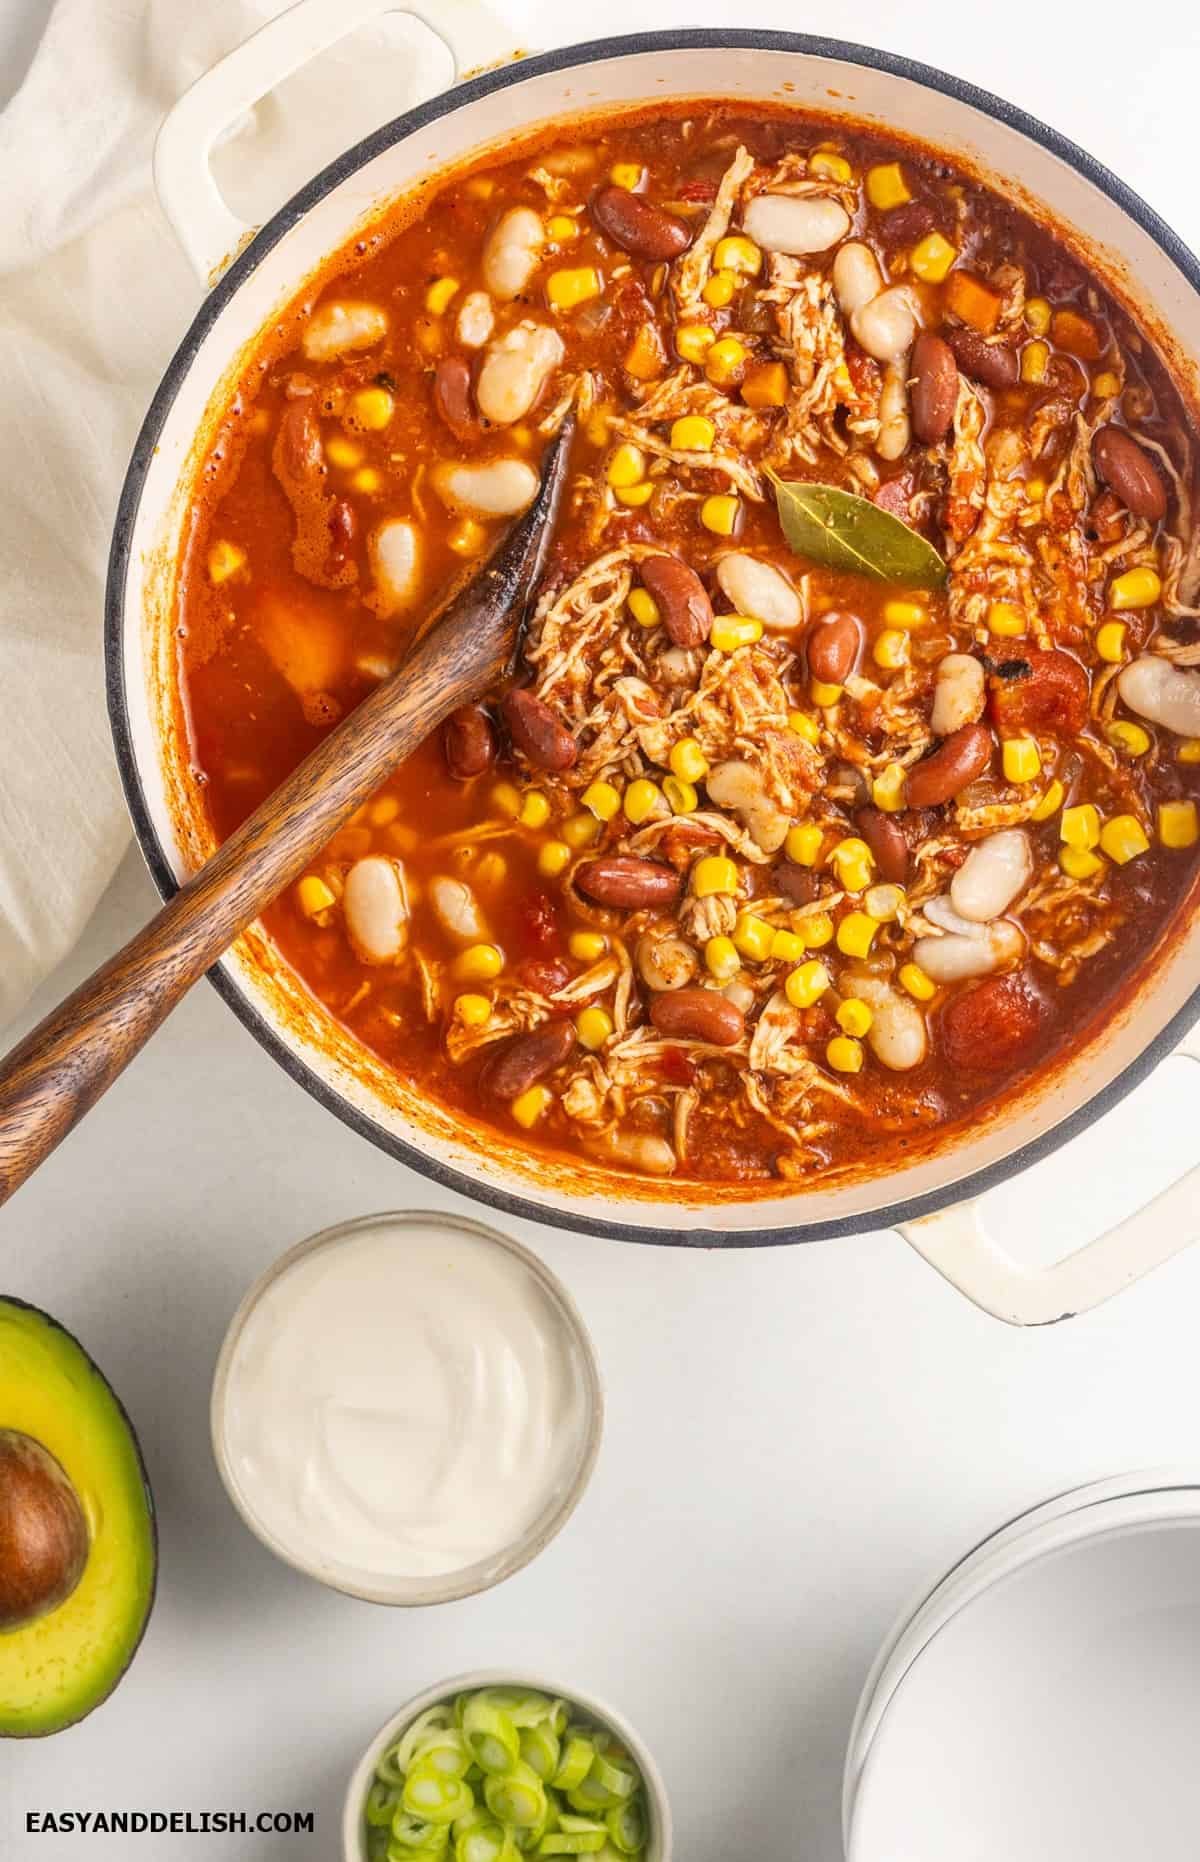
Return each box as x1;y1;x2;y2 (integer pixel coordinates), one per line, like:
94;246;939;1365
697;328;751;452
723;976;757;1014
1117;655;1200;738
585;1127;675;1177
950;830;1033;923
851;975;928;1072
428;875;487;944
913;919;1024;983
851;285;919;363
931;653;986;736
482;207;545;301
301;300;388;362
456;290;495;348
715;554;803;632
833;240;884;316
637;929;698;992
368;520;419;616
434;458;538;517
705;759;789;853
742;193;850;255
923;894;988;939
876;361;911;461
343;856;409;964
475;321;565;426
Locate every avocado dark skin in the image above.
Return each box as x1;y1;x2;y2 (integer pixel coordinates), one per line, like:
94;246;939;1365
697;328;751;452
0;1429;90;1630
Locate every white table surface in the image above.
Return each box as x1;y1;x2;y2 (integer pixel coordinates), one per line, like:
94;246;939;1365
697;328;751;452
3;1;1200;1857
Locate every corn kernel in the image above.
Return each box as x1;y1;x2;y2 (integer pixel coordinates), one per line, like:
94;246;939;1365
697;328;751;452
1093;370;1121;399
836;911;879;958
872;762;907;813
325;436;364;469
670;737;709;782
1109;567;1162;611
671;414;717;451
562;811;600;849
785;823;824;866
582;780;621;821
692;855;739;897
705;936;741;981
1021;340;1049;384
517;791;550;829
831;841;874;894
454;943;504;982
873;628;910;670
988;600;1027;638
1002;736;1042;784
576;1005;615;1051
705;336;747;384
511;1084;552;1128
733;914;775;961
1098;814;1149;865
769;929;806;963
538;840;572;877
1061;804;1101;850
1030;779;1065;822
610;162;642;189
1060;845;1106;880
547;267;602;312
899;961;937;1002
425;276;460;315
866;161;910;210
624;778;665;825
1025;296;1051;336
909;231;958;283
492;780;523;819
1095;620;1128;663
826;1034;865;1074
883;599;926;629
1025;477;1046;502
811;679;844;708
1104;720;1151;757
700;494;741;536
713;235;762;276
296;874;335;918
350;386;394;431
207;539;247;584
786;959;830;1009
837;997;874;1038
663;775;698;815
547;213;578;241
741;361;789;409
448;519;486;555
607;442;646;488
798;912;834;948
568;930;606;963
864;883;905;922
628;587;661;628
1159;799;1199;848
676;322;716;363
809;148;853;182
788;710;820;745
455;993;492;1028
614;480;655;507
352;467;382;494
831;836;873;870
711;614;763;652
702;270;738;309
1177;739;1200;765
474;852;507;887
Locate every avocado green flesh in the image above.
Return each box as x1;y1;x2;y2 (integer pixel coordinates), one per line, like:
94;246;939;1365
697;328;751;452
0;1299;156;1737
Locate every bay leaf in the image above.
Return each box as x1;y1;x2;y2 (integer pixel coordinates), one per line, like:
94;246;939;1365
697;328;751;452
767;470;948;589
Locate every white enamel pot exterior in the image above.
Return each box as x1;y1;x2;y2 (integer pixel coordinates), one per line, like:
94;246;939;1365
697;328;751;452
107;10;1200;1317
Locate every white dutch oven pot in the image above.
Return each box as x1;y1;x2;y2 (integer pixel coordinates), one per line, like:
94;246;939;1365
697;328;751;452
108;2;1200;1321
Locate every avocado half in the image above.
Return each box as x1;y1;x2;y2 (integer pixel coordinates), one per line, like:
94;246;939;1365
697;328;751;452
0;1297;156;1737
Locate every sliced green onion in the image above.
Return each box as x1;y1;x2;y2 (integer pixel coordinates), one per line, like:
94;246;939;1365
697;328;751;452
368;1782;402;1826
547;1700;570;1739
463;1698;521;1776
415;1728;473;1778
395;1706;458;1775
604;1801;645;1855
478;1688;553;1728
402;1766;476;1827
389;1810;450;1850
589;1756;637;1803
519;1724;561;1781
484;1762;548;1829
566;1775;617;1814
455;1816;512;1862
536;1837;606;1855
551;1737;594;1793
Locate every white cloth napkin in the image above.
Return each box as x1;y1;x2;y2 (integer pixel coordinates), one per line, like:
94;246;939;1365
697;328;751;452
0;0;479;1032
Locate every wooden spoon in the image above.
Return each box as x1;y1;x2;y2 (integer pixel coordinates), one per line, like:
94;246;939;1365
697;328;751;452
0;420;574;1209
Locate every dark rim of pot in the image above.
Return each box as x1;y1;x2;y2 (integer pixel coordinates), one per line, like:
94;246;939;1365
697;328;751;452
105;29;1200;1250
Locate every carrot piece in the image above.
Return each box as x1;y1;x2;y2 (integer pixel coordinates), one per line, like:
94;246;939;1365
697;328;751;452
741;361;789;408
944;269;1002;335
1050;306;1102;361
624;320;666;381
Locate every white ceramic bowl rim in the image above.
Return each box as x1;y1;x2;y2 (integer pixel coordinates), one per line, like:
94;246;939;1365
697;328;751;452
106;30;1200;1248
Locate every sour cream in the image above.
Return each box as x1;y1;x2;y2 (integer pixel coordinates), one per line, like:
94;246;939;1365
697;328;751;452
214;1214;599;1599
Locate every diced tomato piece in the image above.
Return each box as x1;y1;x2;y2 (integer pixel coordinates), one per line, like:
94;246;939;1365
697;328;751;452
988;649;1090;736
517;890;560;955
515;957;571;996
941;971;1046;1073
659;1045;696;1086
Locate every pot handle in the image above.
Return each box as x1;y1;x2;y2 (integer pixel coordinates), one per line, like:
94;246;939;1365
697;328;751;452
153;0;516;283
897;1023;1200;1325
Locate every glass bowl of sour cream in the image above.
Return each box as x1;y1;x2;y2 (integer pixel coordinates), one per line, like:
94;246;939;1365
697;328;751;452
210;1210;603;1604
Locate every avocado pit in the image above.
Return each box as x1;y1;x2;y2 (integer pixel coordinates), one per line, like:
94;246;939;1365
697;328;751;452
0;1428;90;1630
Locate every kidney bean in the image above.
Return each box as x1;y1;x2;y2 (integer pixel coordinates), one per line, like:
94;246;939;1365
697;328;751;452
807;611;862;685
940;971;1045;1073
1091;425;1168;524
855;806;910;883
988;650;1089;737
327;499;357;574
905;723;994;808
576;857;682;909
946;327;1019;390
639;555;713;649
590;184;692;260
479;1019;577;1099
773;860;819;906
443;704;496;779
502;688;578;772
879;199;939;247
433;355;474;436
910;331;959;444
650;987;744;1046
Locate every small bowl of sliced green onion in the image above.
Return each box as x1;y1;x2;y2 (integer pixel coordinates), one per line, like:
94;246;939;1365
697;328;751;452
343;1672;671;1861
